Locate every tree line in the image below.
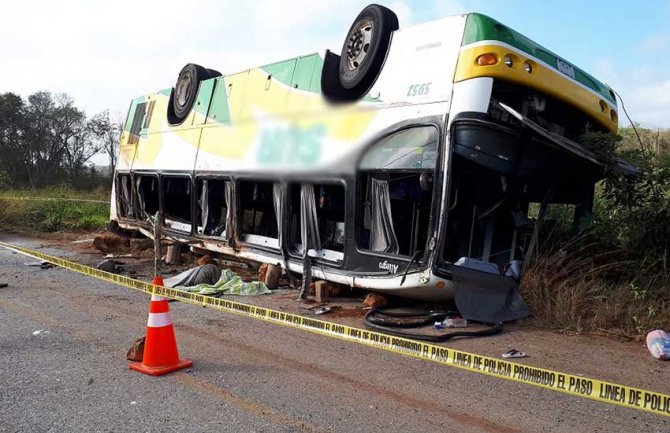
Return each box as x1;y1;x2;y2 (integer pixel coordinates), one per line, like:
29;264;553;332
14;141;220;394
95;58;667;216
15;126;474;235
0;91;121;189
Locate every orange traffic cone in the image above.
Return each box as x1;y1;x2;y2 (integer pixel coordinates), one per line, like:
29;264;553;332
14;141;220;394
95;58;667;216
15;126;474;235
129;276;192;376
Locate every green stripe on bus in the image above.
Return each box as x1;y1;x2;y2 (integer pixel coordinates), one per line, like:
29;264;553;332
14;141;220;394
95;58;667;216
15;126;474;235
462;13;616;105
261;58;298;88
207;77;231;124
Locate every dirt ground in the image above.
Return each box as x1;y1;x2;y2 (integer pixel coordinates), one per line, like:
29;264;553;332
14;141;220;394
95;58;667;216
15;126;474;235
21;230;670;396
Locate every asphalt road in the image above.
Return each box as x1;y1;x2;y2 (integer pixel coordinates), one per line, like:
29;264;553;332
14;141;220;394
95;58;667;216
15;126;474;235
0;240;667;432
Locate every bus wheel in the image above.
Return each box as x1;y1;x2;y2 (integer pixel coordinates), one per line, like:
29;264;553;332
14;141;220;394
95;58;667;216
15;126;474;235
168;63;211;125
338;4;398;90
206;68;222;78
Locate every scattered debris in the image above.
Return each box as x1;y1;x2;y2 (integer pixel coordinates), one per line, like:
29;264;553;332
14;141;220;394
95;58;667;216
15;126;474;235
126;337;145;362
96;259;117;273
165;244;182;265
92;234;130;253
315;281;328;303
646;329;670;360
502;349;527;359
327;283;344;298
25;260;54;269
363;292;388;308
104;253;137;259
313;306;332;316
220;259;252;269
32;329;49;336
130;401;137;405
131;238;154;251
300;302;324;310
263;264;282;290
434;316;468;329
314;281;343;303
259;263;268;281
71;238;95;244
0;283;8;288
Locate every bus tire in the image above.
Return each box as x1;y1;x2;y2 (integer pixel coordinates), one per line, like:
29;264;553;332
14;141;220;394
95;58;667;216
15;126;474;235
206;68;222;79
338;4;398;90
321;50;364;103
168;63;209;125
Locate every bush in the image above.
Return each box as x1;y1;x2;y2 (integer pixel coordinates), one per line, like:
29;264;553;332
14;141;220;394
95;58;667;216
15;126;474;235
0;187;109;232
521;127;670;337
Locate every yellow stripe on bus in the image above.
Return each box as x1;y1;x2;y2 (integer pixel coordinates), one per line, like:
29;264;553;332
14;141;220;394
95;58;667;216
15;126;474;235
454;43;617;132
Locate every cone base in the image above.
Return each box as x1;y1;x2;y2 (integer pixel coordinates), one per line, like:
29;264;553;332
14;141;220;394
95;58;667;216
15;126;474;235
129;358;193;376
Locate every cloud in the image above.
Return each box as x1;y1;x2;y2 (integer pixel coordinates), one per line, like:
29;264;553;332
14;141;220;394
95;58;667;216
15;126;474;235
0;0;415;117
591;57;670;128
638;33;670;53
7;0;666;132
432;0;468;16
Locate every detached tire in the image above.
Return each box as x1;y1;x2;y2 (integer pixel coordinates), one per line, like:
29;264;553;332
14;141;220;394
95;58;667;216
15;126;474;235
338;4;398;90
168;63;209;125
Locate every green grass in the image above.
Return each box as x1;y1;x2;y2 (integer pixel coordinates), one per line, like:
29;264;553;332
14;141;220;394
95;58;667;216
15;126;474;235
0;186;110;232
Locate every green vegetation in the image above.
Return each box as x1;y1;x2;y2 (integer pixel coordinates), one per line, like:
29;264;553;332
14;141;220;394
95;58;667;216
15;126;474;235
0;90;117;232
521;126;670;337
0;92;120;190
0;186;109;233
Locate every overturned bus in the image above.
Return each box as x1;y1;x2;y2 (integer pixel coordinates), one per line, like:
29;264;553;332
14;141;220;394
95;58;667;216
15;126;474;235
111;5;636;301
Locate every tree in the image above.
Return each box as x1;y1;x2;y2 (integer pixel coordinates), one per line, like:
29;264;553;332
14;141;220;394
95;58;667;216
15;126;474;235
22;92;66;187
89;110;122;175
55;94;99;185
0;91;116;188
0;93;28;187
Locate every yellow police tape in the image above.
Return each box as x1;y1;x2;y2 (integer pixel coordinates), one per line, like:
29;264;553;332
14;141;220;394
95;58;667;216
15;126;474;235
1;239;669;417
0;196;108;204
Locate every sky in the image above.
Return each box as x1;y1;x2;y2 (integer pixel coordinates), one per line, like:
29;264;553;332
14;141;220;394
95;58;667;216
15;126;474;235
1;0;669;131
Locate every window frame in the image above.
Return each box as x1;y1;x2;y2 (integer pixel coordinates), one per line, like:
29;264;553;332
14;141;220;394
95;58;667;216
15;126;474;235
193;174;233;241
353;121;444;263
236;177;282;252
285;179;348;266
160;173;195;235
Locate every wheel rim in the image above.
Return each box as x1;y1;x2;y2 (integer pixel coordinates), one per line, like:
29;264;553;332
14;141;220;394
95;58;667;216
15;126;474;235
175;72;193;109
345;20;373;71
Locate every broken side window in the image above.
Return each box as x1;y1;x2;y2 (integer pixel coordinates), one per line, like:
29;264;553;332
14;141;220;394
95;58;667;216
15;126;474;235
162;176;192;233
135;175;159;220
357;126;438;257
195;178;229;238
117;174;133;218
127;102;147;145
239;180;279;248
289;183;345;262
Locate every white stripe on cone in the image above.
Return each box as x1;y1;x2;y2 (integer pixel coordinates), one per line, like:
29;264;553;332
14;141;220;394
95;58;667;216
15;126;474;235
151;294;166;302
147;312;172;328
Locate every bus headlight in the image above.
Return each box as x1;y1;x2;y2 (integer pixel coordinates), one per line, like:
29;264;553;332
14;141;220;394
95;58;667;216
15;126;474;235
503;55;513;67
524;61;532;73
